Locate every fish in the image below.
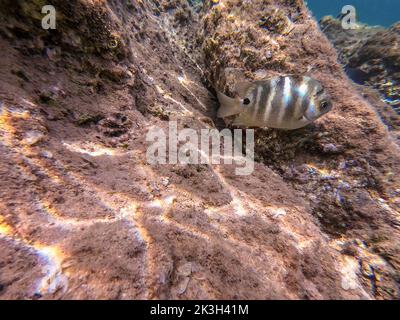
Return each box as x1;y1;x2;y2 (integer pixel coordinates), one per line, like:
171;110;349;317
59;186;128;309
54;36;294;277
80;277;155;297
217;75;333;130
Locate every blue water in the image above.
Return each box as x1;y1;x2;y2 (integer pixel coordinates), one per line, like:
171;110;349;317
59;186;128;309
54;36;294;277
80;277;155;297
306;0;399;27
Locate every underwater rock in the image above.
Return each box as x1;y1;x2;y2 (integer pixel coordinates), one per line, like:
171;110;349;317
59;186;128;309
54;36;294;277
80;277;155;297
200;0;400;298
321;16;400;142
23;130;46;146
319;16;384;67
322;143;342;154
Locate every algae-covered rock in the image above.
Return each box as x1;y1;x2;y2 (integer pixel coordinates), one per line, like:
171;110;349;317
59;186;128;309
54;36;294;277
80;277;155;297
321;16;400;141
200;0;400;298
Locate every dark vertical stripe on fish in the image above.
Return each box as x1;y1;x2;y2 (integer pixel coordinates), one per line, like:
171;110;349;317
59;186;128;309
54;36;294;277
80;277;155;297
270;76;285;124
283;76;303;124
263;78;278;123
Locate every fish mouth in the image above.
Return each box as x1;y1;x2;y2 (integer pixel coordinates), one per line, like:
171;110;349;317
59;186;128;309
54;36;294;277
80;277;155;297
302;114;312;122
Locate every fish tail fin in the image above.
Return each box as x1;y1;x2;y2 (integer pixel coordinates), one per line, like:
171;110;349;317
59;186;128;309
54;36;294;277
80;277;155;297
217;91;242;118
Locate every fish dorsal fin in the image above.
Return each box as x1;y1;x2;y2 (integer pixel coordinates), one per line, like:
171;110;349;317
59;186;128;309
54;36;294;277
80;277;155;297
235;81;253;97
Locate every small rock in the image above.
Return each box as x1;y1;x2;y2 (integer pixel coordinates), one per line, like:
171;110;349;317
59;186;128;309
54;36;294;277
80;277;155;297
161;177;170;186
322;143;342;154
177;262;192;277
40;150;53;159
341;242;358;256
175;262;192;295
360;261;374;278
149;182;160;192
61;259;75;270
338;181;351;190
354;239;366;248
271;208;286;219
346;160;359;167
24;131;45;146
33;292;42;299
159;272;167;285
335;191;345;206
320;174;336;181
176;277;190;295
39;85;65;103
340;258;360;291
45;47;60;61
341;278;358;291
49;85;66;98
338;161;347;170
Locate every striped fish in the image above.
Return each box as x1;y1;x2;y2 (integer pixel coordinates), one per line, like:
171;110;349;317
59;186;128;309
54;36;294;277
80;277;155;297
217;75;333;130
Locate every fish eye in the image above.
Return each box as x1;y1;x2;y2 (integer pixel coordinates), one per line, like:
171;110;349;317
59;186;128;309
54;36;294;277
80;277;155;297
243;98;251;105
320;100;329;109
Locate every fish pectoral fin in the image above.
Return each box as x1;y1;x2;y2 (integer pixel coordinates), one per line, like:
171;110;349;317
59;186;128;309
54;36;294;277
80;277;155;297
231;116;247;127
217;91;243;118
